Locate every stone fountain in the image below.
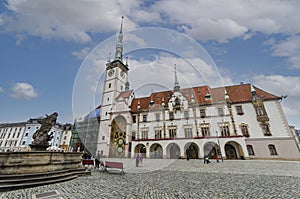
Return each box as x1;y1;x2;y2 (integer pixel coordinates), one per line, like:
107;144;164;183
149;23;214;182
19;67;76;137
0;112;89;191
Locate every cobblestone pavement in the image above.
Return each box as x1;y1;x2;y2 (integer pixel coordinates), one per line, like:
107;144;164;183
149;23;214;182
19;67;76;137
1;159;300;198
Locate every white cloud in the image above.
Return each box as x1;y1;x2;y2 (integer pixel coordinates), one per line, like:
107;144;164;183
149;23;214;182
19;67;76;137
10;82;38;100
72;47;91;60
152;0;300;42
2;0;137;43
2;0;300;44
0;86;4;93
272;36;300;69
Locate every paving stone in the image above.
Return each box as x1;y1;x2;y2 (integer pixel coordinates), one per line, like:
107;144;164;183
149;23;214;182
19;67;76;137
1;159;300;198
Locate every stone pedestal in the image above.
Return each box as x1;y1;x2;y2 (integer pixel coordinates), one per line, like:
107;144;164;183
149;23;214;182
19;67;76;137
29;144;50;151
0;151;82;175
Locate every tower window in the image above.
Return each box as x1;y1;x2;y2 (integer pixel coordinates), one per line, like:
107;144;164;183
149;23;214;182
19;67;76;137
108;83;111;88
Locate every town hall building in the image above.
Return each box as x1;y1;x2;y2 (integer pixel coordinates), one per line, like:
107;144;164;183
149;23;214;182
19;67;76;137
95;19;300;160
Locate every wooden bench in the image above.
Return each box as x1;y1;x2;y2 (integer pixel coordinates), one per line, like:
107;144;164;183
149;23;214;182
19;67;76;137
82;159;94;166
100;161;125;175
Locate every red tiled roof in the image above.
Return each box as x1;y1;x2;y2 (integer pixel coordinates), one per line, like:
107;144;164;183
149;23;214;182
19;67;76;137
130;83;280;112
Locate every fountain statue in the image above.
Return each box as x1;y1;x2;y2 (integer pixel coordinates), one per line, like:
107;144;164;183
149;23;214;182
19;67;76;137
30;112;58;151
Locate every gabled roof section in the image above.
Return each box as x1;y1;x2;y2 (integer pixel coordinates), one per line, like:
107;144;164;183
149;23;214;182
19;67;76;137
224;84;280;103
130;83;280;112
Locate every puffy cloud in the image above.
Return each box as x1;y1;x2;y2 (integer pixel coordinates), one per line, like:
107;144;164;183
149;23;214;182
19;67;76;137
2;0;137;43
271;36;300;69
152;0;300;42
10;82;38;100
2;0;300;44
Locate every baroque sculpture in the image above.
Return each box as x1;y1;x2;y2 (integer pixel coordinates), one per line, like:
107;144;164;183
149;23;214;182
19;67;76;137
30;112;58;151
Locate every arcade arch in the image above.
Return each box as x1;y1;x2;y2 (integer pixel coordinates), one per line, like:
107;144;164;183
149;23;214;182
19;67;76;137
150;143;163;159
166;143;180;159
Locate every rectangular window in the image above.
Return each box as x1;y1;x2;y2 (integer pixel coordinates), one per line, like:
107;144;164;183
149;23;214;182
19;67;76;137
184;127;193;138
184;111;189;120
218;108;224;116
219;124;230;136
200;124;210;137
268;145;278;155
200;109;206;118
155;129;162;139
169;112;174;121
22;141;26;145
132;131;136;140
241;125;249;137
143;115;147;122
168;126;177;138
262;124;271;136
247;145;255;155
141;130;148;140
256;107;265;116
132;115;136;123
236;105;244;115
155;113;160;122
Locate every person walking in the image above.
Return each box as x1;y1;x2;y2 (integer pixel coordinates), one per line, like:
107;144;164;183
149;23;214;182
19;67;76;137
95;151;100;169
139;153;143;166
135;154;139;167
186;149;190;161
216;155;219;163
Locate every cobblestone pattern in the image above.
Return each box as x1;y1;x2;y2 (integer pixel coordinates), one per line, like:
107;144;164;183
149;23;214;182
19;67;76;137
1;159;300;198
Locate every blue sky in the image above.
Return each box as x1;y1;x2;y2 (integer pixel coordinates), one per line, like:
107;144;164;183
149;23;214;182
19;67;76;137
1;0;300;128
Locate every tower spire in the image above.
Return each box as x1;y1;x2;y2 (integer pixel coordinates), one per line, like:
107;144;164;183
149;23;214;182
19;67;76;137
174;64;180;92
114;16;124;62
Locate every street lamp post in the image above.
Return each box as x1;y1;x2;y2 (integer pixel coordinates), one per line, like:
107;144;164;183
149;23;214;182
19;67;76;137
216;131;224;162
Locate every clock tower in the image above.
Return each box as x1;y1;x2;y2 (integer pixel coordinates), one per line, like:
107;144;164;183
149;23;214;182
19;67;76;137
97;17;129;157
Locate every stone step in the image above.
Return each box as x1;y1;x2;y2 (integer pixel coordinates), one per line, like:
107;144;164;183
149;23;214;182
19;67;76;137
0;168;91;192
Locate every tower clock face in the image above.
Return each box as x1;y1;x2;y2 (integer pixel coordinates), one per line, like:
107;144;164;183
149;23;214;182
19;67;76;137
108;69;114;77
120;71;125;78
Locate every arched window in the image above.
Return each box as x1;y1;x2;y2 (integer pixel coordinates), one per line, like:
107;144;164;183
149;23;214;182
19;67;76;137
246;145;255;155
268;144;278;155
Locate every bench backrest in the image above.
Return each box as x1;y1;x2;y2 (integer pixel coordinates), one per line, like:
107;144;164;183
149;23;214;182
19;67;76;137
105;161;123;169
82;160;94;165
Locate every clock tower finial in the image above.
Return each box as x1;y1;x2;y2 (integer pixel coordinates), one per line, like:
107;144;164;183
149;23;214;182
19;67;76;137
114;16;124;62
